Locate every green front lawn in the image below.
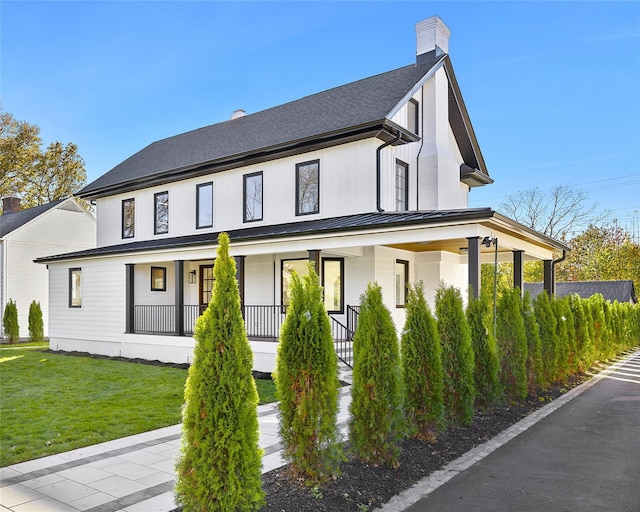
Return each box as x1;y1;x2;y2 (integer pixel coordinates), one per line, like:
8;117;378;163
0;346;276;467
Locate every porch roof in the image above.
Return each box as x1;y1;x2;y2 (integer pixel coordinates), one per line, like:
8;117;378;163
35;208;570;263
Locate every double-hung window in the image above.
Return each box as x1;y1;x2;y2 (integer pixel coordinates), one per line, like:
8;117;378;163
395;260;409;307
154;191;169;234
296;160;319;215
122;198;135;239
395;160;409;211
244;172;263;222
69;268;82;308
196;183;213;229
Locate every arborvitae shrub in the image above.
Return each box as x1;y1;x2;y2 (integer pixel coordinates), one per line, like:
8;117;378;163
3;299;19;343
496;288;528;400
534;291;558;388
589;294;607;360
349;282;403;467
570;295;593;371
521;291;543;394
466;292;501;407
435;284;475;426
175;233;264;511
552;298;570;382
28;301;44;343
561;297;577;375
275;265;343;484
401;282;444;441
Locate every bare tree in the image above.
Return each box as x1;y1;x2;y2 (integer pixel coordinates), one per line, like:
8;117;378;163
500;185;608;240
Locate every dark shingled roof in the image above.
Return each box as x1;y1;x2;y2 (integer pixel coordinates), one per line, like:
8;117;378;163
79;55;446;198
0;200;65;237
35;208;495;263
524;281;638;304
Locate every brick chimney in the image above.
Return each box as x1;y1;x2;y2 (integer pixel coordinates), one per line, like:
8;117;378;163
416;16;450;65
2;197;21;215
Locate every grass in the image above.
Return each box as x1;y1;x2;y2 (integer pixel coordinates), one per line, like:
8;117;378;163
0;346;277;467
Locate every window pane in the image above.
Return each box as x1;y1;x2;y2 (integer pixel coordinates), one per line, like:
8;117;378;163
244;173;263;222
197;183;213;228
296;161;319;215
395;261;408;307
395;161;408;211
122;199;134;238
323;259;343;312
70;269;82;307
155;192;169;234
282;259;310;306
408;99;419;134
151;267;166;291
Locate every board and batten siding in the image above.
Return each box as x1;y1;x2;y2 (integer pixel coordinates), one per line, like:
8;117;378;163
3;206;95;338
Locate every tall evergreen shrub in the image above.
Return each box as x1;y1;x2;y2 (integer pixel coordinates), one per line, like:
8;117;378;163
534;291;558;388
552;298;570;381
349;282;403;467
466;293;501;407
435;284;475;426
521;291;543;394
589;294;607;360
401;283;444;441
28;301;44;343
275;265;343;484
3;299;19;343
569;294;593;371
175;233;264;511
496;288;528;400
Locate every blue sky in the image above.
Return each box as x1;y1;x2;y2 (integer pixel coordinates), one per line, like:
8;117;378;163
2;1;639;234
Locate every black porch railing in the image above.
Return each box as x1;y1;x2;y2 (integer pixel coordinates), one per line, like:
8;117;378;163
331;316;353;368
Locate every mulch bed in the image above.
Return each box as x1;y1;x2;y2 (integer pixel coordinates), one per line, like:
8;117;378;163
260;374;587;511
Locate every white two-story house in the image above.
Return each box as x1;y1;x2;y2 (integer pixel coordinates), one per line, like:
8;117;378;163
37;17;569;372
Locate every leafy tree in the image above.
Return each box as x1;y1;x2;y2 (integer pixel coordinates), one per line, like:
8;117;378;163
28;301;44;343
496;288;528;400
521;291;543;394
466;293;501;407
3;299;19;343
435;284;475;426
0;110;88;212
401;282;444;441
275;264;343;484
534;291;558;388
175;233;264;511
349;282;403;467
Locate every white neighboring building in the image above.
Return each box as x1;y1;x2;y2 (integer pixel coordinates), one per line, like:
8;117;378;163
37;17;569;372
0;197;96;339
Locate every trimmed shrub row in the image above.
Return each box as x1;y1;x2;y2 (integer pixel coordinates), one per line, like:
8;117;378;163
2;299;43;343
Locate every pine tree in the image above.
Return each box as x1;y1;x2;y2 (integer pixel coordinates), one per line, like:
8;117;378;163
466;293;501;407
275;264;343;484
3;299;19;343
435;284;475;426
349;282;404;467
28;301;44;343
401;282;444;441
175;233;264;511
496;288;528;400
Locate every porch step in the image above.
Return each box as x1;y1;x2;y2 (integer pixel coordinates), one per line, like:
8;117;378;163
339;363;353;385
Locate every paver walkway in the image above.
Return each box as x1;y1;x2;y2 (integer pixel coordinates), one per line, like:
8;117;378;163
0;385;352;511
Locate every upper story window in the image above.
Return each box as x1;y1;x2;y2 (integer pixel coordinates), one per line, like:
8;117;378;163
69;268;82;308
122;198;135;239
296;159;319;216
395;160;409;211
408;98;419;135
196;182;213;229
154;191;169;234
244;171;263;222
395;260;409;307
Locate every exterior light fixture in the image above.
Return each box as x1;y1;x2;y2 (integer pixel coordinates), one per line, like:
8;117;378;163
189;270;197;284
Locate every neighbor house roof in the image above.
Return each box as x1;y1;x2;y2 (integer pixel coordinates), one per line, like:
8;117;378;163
524;281;638;304
78;52;489;199
0;199;65;237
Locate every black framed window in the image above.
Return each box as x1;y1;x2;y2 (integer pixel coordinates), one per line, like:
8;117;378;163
322;258;344;313
395;160;409;211
151;266;167;291
296;160;319;215
69;268;82;308
243;172;263;222
395;260;409;307
281;259;309;306
154;191;169;234
122;198;135;239
408;98;419;134
196;182;213;229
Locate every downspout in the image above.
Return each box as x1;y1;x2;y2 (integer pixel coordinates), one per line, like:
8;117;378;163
416;88;425;209
551;250;567;297
376;130;402;212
